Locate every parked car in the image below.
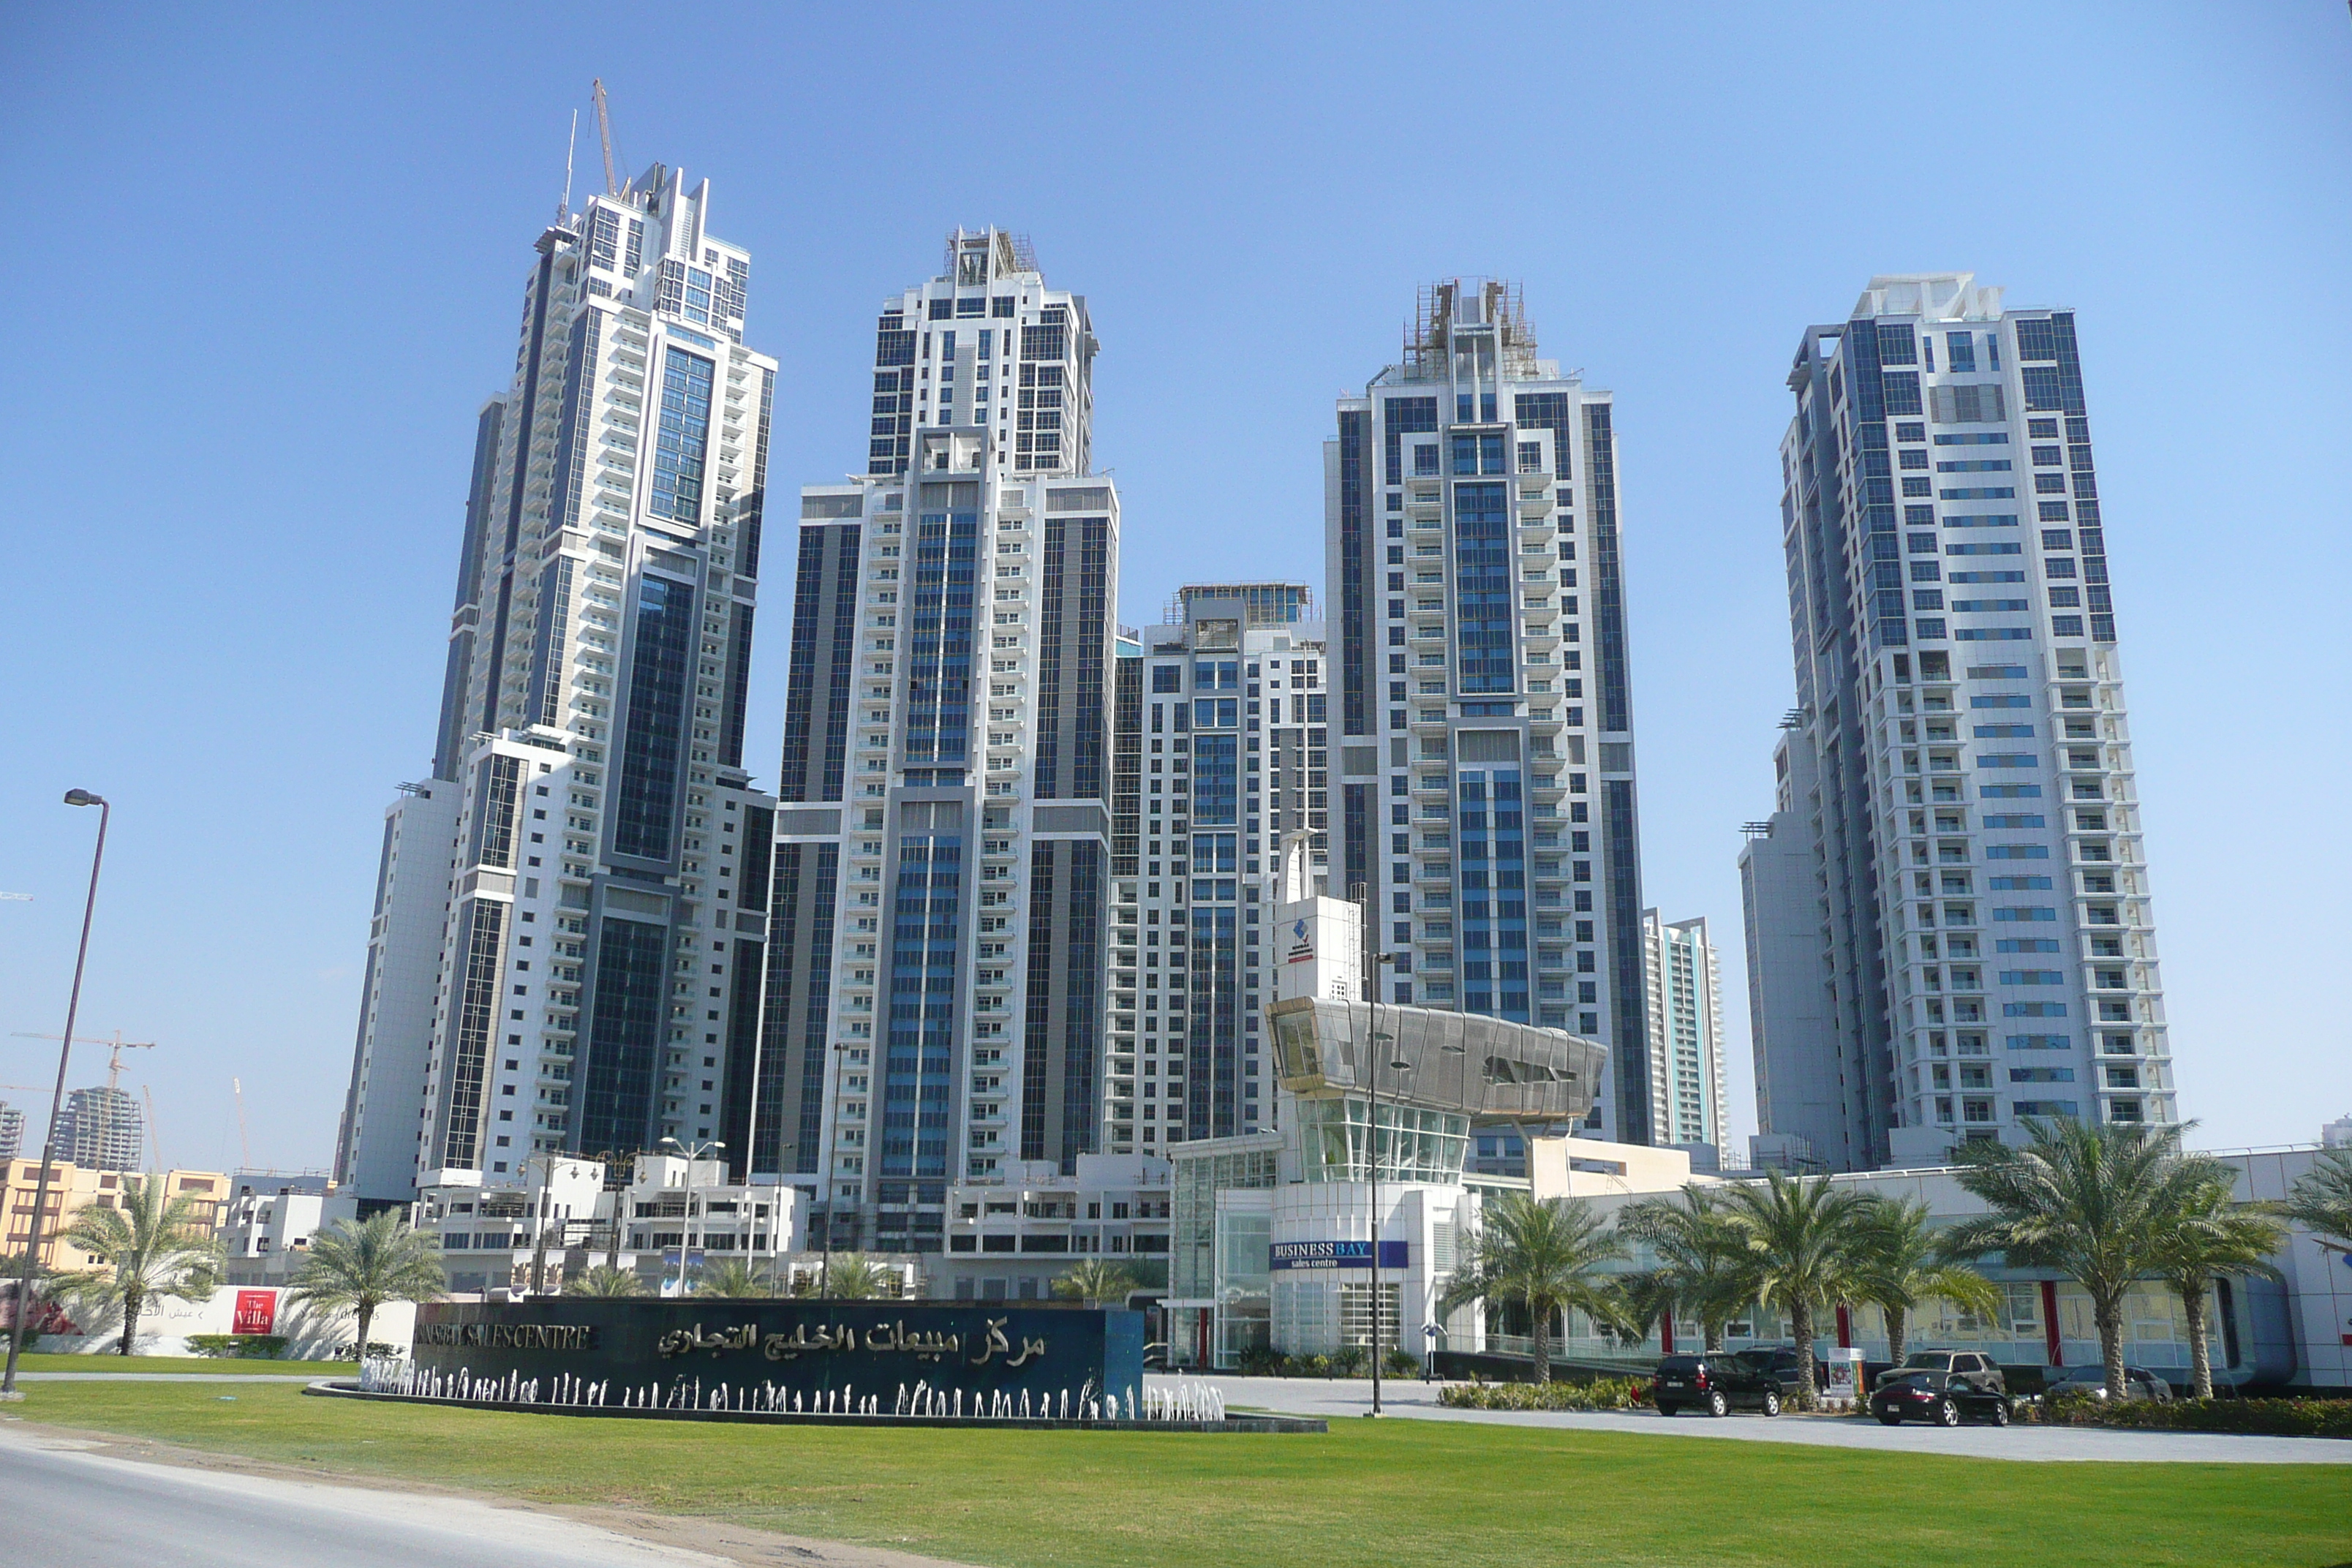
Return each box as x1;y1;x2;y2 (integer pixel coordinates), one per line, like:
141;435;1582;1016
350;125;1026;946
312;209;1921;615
1872;1349;2005;1395
1652;1354;1783;1417
2044;1365;2175;1403
1869;1370;2013;1428
1728;1346;1812;1398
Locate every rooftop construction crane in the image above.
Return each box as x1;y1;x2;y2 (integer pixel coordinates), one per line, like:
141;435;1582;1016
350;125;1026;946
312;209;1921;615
592;78;620;197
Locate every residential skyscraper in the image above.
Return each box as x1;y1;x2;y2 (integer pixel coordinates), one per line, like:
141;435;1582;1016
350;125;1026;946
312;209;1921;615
1102;584;1326;1154
1642;911;1727;1153
1737;724;1846;1169
0;1102;23;1163
1326;280;1651;1142
1746;273;2174;1170
750;230;1119;1258
337;162;779;1201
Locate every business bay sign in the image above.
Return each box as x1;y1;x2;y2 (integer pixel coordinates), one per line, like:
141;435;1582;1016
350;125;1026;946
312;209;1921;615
410;1299;1140;1404
1269;1240;1409;1271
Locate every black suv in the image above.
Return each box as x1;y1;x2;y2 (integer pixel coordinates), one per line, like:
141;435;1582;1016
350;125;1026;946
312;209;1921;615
1729;1346;1811;1398
1652;1354;1784;1417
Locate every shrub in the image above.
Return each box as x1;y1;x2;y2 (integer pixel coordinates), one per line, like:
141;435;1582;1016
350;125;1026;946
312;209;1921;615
185;1334;291;1360
1439;1375;1649;1412
1235;1344;1288;1377
1384;1347;1420;1377
2031;1392;2352;1440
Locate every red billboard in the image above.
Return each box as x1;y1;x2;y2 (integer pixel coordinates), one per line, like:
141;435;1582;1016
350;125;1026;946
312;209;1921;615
231;1289;278;1335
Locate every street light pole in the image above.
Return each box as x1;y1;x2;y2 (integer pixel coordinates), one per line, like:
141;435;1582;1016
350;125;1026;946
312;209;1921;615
4;791;109;1401
657;1137;725;1295
1365;951;1396;1418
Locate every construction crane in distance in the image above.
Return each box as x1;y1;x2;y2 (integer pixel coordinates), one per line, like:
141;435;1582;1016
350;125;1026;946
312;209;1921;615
0;892;31;902
12;1030;155;1091
592;78;620;197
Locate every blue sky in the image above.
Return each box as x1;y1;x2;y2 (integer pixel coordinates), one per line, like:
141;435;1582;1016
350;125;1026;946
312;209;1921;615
2;3;2345;1172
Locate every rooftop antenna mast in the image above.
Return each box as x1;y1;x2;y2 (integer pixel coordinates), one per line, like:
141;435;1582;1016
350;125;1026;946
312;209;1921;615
143;1085;161;1172
233;1077;252;1171
592;78;620;197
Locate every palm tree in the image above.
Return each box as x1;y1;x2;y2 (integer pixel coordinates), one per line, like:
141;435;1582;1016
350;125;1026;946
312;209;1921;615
2281;1147;2352;1252
1617;1186;1757;1352
817;1253;893;1300
692;1257;775;1298
1942;1118;2216;1402
59;1177;225;1355
1604;1268;1680;1351
284;1211;445;1357
565;1263;645;1298
1855;1196;2002;1367
1717;1170;1877;1407
2149;1167;2286;1399
1439;1191;1627;1384
1051;1258;1137;1308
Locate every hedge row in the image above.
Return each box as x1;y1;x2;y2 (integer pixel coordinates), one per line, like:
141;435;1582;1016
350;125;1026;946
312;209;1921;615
1437;1376;1651;1411
2034;1392;2352;1439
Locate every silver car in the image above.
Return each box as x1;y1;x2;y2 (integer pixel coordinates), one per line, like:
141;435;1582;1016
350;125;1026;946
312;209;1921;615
2045;1365;2176;1402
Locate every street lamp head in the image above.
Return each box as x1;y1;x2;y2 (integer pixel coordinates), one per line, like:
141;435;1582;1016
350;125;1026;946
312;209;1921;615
657;1137;683;1152
63;789;104;808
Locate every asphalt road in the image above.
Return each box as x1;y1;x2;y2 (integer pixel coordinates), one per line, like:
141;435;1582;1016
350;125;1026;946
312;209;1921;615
1186;1374;2352;1465
0;1422;729;1568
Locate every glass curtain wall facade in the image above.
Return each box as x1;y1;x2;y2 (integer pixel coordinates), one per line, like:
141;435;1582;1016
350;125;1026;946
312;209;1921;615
757;230;1120;1258
339;164;779;1202
1324;280;1653;1142
1750;274;2174;1170
1103;589;1325;1155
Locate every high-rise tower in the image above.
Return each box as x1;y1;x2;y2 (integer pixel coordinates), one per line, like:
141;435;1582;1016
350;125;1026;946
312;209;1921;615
1640;911;1727;1153
1325;281;1651;1142
1744;274;2174;1170
337;164;779;1201
1101;584;1325;1154
749;230;1119;1257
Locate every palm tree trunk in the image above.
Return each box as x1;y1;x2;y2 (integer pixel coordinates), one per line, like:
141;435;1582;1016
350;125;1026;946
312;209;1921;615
1885;1303;1908;1368
1790;1299;1815;1410
118;1288;141;1356
1703;1317;1724;1354
355;1300;375;1362
2095;1299;2126;1402
1531;1300;1552;1386
2179;1281;2211;1401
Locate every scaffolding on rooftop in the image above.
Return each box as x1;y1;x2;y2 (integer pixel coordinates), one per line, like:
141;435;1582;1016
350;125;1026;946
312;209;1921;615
1163;583;1316;628
1401;278;1543;382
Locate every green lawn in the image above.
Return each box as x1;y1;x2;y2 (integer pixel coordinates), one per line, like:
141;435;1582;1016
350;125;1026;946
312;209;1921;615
7;1354;357;1376
11;1382;2346;1568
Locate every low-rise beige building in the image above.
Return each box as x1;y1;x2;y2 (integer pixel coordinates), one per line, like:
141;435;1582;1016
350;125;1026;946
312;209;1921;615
2;1160;227;1270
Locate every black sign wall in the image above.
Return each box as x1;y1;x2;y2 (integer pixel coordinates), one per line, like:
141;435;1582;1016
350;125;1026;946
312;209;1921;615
410;1299;1143;1406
